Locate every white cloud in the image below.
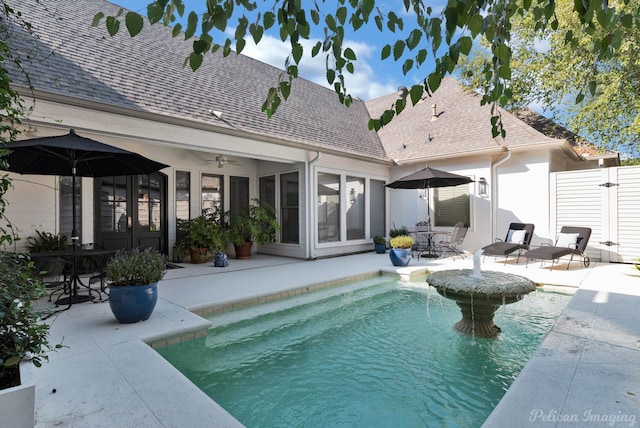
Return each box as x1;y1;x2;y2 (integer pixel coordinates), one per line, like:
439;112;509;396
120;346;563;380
234;32;398;100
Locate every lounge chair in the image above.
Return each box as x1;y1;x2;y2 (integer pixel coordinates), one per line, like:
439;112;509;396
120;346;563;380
482;223;535;264
438;221;468;258
524;226;592;269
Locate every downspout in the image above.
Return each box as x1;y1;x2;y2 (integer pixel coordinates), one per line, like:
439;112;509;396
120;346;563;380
306;151;321;260
490;146;511;240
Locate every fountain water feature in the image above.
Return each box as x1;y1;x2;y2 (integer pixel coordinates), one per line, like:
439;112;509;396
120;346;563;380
427;250;537;338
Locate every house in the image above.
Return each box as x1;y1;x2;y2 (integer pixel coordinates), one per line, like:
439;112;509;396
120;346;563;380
3;0;615;260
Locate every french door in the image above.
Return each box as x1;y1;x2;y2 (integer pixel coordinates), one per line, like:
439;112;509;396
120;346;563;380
94;173;167;252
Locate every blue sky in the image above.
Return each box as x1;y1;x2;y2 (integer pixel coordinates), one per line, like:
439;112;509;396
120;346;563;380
110;1;446;101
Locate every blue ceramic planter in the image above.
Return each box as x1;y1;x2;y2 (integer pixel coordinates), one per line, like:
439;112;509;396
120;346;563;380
389;248;411;266
374;243;387;254
108;282;158;324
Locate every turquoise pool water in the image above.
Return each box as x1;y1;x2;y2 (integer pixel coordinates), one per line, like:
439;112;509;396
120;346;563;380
158;276;571;427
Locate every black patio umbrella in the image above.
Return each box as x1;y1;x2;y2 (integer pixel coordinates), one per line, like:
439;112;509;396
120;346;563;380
2;129;169;239
386;166;473;225
1;129;169;305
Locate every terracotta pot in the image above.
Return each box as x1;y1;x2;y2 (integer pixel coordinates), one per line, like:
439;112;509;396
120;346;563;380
189;248;209;264
234;242;253;259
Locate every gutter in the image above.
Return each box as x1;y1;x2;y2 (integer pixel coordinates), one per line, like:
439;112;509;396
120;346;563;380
306;151;321;260
490;146;511;240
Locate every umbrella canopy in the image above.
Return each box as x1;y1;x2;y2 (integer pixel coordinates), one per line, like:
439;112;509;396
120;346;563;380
1;129;169;242
2;129;169;177
386;166;473;228
386;166;473;189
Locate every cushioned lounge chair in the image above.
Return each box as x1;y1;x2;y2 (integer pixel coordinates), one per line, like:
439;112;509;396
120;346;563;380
524;226;592;269
482;223;535;264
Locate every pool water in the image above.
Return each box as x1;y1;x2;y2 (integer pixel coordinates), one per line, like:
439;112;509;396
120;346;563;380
158;276;571;427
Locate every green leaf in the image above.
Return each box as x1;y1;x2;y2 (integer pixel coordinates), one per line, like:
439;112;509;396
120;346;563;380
588;80;597;96
402;59;414;75
249;23;264;44
92;12;105;27
280;81;291;99
468;14;483;36
406;29;422;50
459;36;472;56
381;44;391;60
172;24;182;37
427;72;442;92
311;41;322;57
344;47;356;60
193;39;209;54
336;7;347;25
292;43;303;64
346;62;354;73
264;11;276;29
416;49;427;65
409;85;423;105
236;38;246;54
393;40;405;60
327;69;336;84
576;92;585;103
105;16;120;37
189;52;203;71
185;11;198;39
125;12;144;37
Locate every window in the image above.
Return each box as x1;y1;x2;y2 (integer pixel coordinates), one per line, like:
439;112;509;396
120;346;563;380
136;175;161;232
317;173;340;243
229;176;250;217
59;176;81;239
370;179;386;238
280;172;299;244
99;175;127;234
175;171;190;221
201;173;223;213
346;176;365;240
259;175;276;209
434;184;470;227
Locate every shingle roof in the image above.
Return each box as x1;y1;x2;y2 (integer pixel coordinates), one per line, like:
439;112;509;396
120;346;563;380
365;77;566;163
7;0;387;161
513;109;619;160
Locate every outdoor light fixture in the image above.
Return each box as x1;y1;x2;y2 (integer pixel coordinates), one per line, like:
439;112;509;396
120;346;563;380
349;188;356;203
478;177;488;198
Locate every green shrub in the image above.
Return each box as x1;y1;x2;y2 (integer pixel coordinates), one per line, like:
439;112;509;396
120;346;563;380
106;248;166;286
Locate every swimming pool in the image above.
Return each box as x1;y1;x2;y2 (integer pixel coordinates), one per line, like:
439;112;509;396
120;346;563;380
158;276;571;427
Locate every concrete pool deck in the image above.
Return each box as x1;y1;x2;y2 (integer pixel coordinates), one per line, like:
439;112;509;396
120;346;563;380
30;253;639;427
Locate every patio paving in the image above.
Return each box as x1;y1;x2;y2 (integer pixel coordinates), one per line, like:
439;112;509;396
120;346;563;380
29;252;639;427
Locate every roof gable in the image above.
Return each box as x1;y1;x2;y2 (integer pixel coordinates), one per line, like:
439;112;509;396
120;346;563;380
366;77;566;162
7;0;387;161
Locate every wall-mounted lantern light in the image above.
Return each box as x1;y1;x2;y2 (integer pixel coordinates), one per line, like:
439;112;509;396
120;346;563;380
478;177;488;198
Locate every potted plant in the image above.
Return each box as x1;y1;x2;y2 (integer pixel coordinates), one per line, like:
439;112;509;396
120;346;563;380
181;207;229;264
0;253;62;427
373;235;387;254
389;235;415;266
26;230;69;252
105;247;166;324
389;227;409;238
228;199;279;259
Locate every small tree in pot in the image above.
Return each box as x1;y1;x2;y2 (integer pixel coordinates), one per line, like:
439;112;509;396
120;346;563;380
228;199;279;259
105;247;166;324
181;207;229;263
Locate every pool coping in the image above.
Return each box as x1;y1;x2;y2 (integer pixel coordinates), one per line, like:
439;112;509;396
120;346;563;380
32;253;640;427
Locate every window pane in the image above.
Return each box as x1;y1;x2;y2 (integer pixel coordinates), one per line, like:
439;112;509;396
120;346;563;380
434;184;470;227
99;176;127;233
175;171;190;221
136;175;161;232
259;175;276;209
229;176;250;217
318;172;340;243
59;176;81;240
280;172;299;244
202;173;223;214
370;179;386;238
346;176;365;240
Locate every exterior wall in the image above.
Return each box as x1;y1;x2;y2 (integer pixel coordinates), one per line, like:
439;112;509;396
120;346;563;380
492;151;551;248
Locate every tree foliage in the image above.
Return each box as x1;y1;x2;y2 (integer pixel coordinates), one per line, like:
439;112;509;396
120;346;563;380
93;0;637;139
461;0;640;156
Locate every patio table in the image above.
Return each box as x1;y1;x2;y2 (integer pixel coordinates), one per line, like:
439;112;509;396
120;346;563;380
30;248;116;307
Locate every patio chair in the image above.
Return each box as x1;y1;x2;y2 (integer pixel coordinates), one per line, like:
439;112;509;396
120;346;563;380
36;256;72;302
438;221;468;258
411;221;432;260
524;226;591;269
482;223;535;264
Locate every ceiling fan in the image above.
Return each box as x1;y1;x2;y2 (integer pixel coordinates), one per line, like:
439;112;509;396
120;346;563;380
214;154;241;168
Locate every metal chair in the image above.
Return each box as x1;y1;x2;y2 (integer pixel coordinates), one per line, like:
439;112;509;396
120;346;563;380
36;256;72;302
438;221;468;258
